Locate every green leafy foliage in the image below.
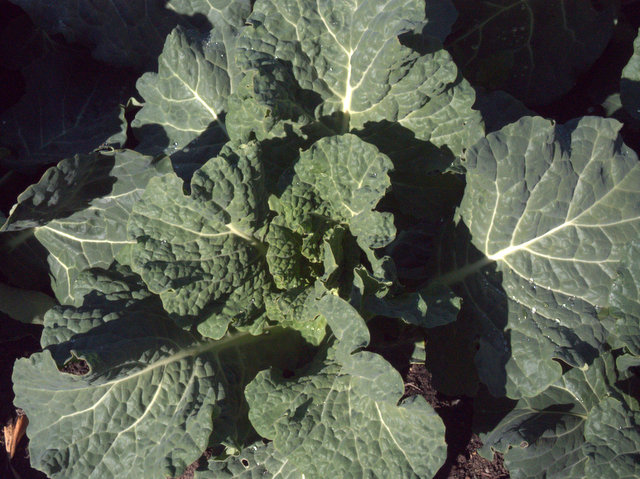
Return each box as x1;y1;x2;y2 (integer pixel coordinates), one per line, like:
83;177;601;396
460;115;640;397
2;0;639;478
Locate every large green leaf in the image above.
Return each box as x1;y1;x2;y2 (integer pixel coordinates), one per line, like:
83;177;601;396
476;354;640;479
123;142;270;338
244;294;447;478
621;27;640;120
446;0;617;105
236;0;482;155
133;23;244;157
2;150;173;304
602;241;640;355
460;116;640;397
13;310;304;479
39;264;165;349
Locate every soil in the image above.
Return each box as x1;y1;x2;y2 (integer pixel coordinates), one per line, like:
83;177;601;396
403;364;509;479
1;317;509;479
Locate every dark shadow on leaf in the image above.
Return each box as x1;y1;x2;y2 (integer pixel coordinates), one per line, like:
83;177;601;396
425;220;510;397
366;316;425;375
0;230;57;295
616;364;640;406
472;384;517;435
354;120;460;224
1;153;117;231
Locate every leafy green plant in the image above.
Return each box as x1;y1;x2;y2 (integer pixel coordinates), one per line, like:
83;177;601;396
1;0;639;478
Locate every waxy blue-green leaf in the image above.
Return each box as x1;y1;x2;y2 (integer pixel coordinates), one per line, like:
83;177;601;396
123;142;270;338
460;116;640;397
39;264;165;351
476;353;640;479
295;134;395;254
264;287;327;346
584;397;640;479
201;441;302;478
226;65;319;144
2;150;172;304
621;28;640;120
13;314;305;479
133;25;241;158
602;241;640;355
237;0;482;155
245;294;447;478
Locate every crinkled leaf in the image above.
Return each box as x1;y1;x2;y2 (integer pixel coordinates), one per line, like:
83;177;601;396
295;134;395;251
14;313;304;479
621;27;640;120
265;217;311;290
460;116;640;397
40;264;165;350
476;353;639;479
123;142;269;337
245;294;447;478
237;0;482;155
2;150;172;304
0;41;134;172
447;0;617;105
226;64;319;143
264;288;327;346
602;241;640;355
133;25;240;157
584;396;640;478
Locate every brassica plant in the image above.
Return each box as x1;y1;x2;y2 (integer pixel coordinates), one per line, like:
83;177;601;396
1;0;639;478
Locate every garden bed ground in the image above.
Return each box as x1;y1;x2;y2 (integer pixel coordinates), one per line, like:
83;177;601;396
1;317;508;479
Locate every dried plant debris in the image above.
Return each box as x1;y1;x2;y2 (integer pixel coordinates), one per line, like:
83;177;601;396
3;410;28;460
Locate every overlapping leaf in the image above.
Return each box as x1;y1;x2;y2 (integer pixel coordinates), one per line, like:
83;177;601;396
13;295;305;479
460;116;640;397
133;24;243;157
243;295;447;478
235;0;482;155
2;150;172;304
294;134;395;253
39;264;165;350
122;142;270;338
476;354;640;479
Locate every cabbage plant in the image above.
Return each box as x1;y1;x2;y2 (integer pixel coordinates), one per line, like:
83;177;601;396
1;0;639;478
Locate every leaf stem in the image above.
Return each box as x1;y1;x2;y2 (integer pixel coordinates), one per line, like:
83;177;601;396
429;256;494;287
